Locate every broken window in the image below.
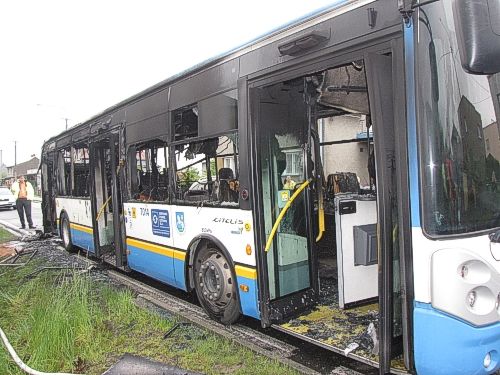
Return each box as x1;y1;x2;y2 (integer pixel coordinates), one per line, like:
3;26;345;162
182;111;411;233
56;148;71;195
72;144;90;197
174;134;239;207
173;105;198;141
129;140;169;202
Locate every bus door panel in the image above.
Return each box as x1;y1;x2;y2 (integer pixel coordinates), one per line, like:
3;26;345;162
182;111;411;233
253;83;318;323
41;151;57;234
91;142;110;255
365;51;404;372
90;134;124;265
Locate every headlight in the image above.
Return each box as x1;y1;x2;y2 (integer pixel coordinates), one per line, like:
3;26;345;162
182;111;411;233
467;290;477;308
484;352;491;368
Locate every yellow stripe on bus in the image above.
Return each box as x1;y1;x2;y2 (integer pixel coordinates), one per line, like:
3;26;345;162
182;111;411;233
126;238;186;261
172;249;186;261
69;223;93;234
235;265;257;280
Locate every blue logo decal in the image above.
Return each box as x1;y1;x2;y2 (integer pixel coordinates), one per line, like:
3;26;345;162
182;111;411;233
176;212;185;233
151;209;170;237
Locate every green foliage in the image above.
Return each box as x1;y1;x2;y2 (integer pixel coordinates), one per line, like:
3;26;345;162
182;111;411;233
210;159;216;177
0;227;15;244
0;263;295;375
178;167;201;188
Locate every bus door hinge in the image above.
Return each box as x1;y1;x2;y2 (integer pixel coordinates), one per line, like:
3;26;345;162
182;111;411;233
398;0;414;24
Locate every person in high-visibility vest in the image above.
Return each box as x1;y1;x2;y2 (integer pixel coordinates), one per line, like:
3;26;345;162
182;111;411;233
10;175;35;229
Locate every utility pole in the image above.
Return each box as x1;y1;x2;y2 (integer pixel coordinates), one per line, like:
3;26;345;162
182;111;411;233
65;118;69;130
14;141;17;178
0;149;3;178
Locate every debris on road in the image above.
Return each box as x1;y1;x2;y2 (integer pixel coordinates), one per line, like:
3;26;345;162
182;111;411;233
103;354;202;375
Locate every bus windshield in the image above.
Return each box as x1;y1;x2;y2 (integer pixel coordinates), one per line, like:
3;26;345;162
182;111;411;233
416;2;500;236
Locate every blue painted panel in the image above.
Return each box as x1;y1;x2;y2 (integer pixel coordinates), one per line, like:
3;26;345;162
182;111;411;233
414;302;500;375
236;275;260;319
70;228;95;253
127;245;176;286
404;18;421;227
173;258;187;291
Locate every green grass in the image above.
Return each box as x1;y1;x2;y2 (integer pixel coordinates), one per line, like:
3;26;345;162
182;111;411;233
0;264;296;375
0;227;16;244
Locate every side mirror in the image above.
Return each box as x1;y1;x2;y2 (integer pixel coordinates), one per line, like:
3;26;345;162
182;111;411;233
453;0;500;75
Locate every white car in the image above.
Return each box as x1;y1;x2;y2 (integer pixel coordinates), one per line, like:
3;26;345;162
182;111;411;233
0;186;16;210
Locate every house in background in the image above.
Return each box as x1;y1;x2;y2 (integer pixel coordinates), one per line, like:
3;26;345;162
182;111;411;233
484;121;500;161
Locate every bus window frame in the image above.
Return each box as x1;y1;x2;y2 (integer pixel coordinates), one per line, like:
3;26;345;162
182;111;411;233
170;130;240;208
126;139;170;204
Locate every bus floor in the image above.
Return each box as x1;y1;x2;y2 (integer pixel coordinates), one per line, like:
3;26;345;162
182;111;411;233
275;255;406;372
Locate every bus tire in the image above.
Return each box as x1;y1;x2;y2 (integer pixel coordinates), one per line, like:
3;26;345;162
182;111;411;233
60;213;74;253
193;244;240;325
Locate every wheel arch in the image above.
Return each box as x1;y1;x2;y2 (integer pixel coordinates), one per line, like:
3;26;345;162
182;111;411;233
58;209;69;236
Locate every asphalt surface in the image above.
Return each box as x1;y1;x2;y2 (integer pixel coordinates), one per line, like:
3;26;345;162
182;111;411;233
0;201;42;230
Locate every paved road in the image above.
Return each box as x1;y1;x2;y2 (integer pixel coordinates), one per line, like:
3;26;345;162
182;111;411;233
0;201;43;230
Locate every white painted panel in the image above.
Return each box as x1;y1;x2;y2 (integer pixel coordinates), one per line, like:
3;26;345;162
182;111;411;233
55;197;92;226
412;229;499;303
123;203;256;267
336;197;378;308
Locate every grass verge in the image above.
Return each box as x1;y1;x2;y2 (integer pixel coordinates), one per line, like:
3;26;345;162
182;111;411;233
0;226;16;244
0;263;296;375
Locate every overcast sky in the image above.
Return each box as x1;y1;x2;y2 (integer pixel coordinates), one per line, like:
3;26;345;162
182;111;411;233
0;0;344;167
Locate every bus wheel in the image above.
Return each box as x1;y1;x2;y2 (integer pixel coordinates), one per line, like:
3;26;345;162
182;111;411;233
193;245;240;325
60;213;74;253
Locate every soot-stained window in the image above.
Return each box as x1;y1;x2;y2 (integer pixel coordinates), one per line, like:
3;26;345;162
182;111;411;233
173;105;198;142
174;134;239;207
72;145;90;197
56;148;71;196
129;139;169;202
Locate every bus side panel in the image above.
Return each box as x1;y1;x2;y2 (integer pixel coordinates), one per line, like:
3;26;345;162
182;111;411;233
123;202;177;287
235;265;259;319
171;205;260;319
55;197;95;253
70;223;95;252
126;238;177;287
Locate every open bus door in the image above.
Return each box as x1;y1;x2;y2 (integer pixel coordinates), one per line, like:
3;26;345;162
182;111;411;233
251;81;319;324
365;53;403;374
251;46;409;373
89;132;125;267
41;145;57;234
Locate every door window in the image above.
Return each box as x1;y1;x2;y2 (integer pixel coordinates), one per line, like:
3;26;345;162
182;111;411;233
258;80;311;300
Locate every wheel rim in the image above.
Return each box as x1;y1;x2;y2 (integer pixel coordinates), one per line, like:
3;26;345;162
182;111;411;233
62;219;70;247
197;251;233;308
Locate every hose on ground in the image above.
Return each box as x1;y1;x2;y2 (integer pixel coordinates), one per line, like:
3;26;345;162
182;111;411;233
0;326;79;375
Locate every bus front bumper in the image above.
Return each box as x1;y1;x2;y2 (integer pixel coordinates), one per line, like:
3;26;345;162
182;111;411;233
414;302;500;375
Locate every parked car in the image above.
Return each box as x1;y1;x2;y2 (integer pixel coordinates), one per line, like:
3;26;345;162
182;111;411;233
0;186;16;210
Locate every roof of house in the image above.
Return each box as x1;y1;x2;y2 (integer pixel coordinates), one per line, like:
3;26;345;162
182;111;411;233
6;157;40;177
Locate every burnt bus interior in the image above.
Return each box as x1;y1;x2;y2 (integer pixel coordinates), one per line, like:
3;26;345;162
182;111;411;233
40;1;412;373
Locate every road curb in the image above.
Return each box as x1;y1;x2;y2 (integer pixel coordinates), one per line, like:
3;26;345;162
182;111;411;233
0;220;28;237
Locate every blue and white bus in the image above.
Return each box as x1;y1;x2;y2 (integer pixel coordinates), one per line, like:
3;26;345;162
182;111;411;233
41;1;500;374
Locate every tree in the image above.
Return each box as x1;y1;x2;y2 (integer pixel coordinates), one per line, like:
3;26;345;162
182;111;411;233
178;167;200;190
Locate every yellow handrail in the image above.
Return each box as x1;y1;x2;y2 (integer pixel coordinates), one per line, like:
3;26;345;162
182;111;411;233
265;178;312;252
315;193;325;242
96;196;112;221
